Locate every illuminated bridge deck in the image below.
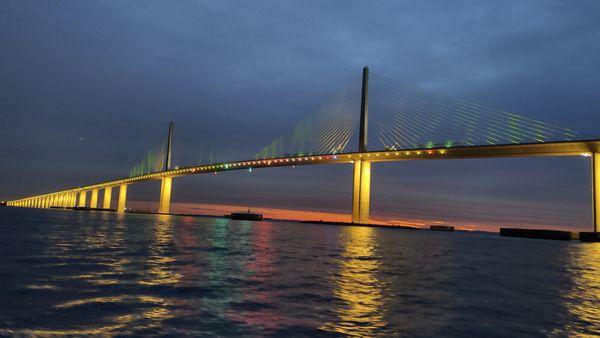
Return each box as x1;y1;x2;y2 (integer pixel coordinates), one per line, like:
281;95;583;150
24;139;600;197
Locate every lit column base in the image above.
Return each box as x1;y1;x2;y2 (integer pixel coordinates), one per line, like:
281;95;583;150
90;189;99;208
117;184;127;213
78;191;87;207
103;187;113;209
158;177;172;214
352;160;371;224
593;153;600;232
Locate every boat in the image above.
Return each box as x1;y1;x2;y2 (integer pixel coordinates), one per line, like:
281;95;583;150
430;225;455;231
229;209;263;221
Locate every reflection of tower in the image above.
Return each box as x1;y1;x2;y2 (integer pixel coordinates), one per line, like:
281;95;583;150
321;226;387;336
563;244;600;335
139;215;181;286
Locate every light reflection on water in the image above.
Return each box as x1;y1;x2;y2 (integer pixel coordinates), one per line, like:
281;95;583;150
563;243;600;336
321;227;387;336
0;208;599;336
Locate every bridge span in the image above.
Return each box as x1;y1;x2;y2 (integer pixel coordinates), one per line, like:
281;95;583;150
5;68;600;232
7;140;600;231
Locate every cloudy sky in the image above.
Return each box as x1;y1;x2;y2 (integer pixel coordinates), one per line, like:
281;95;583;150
1;0;600;231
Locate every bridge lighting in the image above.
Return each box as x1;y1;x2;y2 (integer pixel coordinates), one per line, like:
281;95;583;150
440;150;446;154
581;152;592;157
417;151;422;155
405;152;410;155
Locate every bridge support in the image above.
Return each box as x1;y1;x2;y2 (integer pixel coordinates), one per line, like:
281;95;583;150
158;177;172;214
103;187;112;209
352;160;371;224
593;153;600;232
117;184;127;213
90;189;99;208
78;191;87;207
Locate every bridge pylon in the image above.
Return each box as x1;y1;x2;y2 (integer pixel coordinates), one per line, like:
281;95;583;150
593;153;600;232
159;121;175;214
352;67;372;224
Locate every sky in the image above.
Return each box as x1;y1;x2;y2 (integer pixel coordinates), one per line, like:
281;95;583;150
1;0;600;231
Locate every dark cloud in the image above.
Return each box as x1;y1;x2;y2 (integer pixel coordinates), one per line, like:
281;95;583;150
1;0;600;230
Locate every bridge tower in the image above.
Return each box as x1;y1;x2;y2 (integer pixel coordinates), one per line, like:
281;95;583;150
593;153;600;232
352;67;371;224
158;122;174;214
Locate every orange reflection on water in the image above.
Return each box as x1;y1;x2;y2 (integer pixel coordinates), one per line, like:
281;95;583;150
321;226;387;337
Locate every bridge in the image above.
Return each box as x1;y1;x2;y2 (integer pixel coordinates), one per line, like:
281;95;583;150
6;68;600;232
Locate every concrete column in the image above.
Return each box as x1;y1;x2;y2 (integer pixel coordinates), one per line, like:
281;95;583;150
158;177;173;214
593;153;600;232
78;191;87;207
351;160;371;224
90;189;99;209
117;184;127;213
103;187;112;209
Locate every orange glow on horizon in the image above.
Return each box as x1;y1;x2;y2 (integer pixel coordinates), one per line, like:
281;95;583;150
126;201;518;232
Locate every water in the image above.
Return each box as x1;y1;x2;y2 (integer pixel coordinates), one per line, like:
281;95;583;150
0;208;598;337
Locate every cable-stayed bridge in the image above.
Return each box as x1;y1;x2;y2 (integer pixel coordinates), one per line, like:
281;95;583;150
7;68;600;232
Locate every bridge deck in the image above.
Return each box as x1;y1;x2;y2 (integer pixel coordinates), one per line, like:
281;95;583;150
8;139;600;201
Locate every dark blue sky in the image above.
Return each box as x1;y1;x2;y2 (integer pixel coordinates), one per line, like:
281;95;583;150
1;1;600;230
